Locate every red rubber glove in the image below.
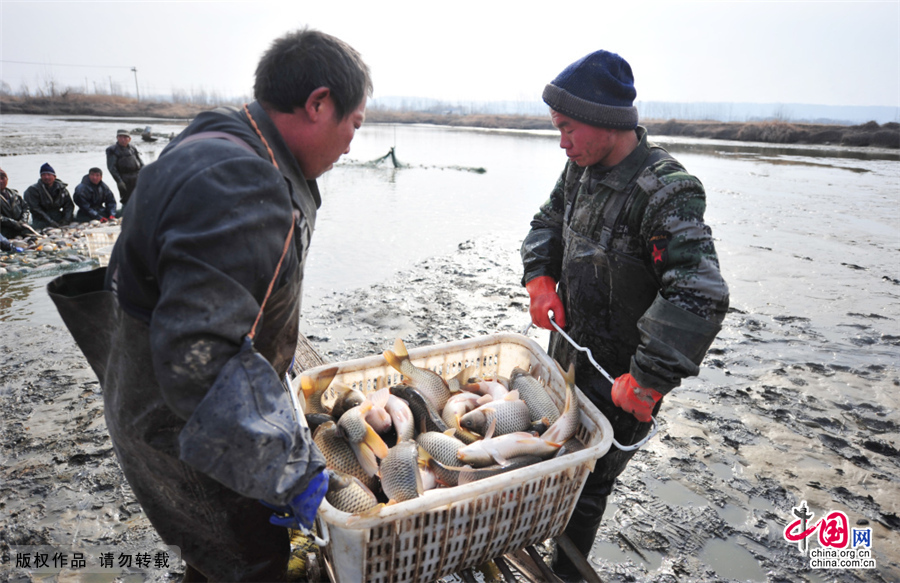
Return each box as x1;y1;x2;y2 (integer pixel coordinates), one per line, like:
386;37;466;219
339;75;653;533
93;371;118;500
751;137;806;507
611;374;662;422
99;216;108;223
525;276;565;330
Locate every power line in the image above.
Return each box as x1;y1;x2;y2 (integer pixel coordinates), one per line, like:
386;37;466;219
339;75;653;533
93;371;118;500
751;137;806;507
0;59;133;70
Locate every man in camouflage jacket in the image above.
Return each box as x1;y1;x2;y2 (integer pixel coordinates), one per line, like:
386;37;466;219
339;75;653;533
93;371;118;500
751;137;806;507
521;50;729;581
0;167;31;239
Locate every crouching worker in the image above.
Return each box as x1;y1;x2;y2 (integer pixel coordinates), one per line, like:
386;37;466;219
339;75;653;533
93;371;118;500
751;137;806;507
48;28;371;582
73;168;117;222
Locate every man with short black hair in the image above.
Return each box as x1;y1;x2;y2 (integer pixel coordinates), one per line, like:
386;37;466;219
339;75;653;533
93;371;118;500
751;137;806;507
522;50;729;581
50;28;371;582
106;129;143;208
0;168;31;239
24;163;74;230
73;167;117;222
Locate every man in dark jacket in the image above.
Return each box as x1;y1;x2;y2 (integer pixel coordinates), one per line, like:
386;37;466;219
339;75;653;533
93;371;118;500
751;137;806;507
0;168;32;239
521;50;729;581
51;28;370;582
106;129;144;208
24;163;74;230
73;168;117;222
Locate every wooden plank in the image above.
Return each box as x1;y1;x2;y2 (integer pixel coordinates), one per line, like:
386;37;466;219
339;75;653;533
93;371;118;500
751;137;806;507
554;535;603;583
503;548;563;583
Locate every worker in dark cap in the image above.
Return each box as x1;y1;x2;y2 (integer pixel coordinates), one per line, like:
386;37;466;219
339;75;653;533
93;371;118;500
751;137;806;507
106;129;144;209
521;50;729;581
23;162;74;230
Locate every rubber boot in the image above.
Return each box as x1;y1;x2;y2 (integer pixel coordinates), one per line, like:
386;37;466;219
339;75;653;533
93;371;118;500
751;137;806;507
551;494;608;581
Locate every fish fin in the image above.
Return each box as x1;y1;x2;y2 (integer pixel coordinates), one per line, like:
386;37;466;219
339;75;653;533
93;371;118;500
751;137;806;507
382;349;403;373
393;338;409;359
359;401;373;414
346;504;384;525
562;362;576;387
504;390;520;401
369;387;390;409
483;417;497;440
443;428;457;437
448;366;475;393
541;416;551;425
354;441;380;477
415;465;425;495
476;394;493;406
364;424;390;459
300;365;338;398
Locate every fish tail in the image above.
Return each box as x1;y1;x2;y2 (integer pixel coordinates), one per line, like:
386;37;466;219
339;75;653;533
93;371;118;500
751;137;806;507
300;365;338;398
364;423;390;459
383;349;404;373
562;362;575;388
369;387;390;409
393;337;409;359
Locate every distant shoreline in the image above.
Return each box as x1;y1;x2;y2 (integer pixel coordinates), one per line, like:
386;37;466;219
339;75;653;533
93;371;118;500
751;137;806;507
2;95;897;149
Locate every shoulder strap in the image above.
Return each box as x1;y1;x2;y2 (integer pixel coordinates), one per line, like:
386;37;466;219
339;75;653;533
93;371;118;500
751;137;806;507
170;129;294;341
596;147;672;249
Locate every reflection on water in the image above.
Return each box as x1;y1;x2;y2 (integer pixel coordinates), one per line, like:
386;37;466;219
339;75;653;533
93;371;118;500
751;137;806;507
0;264;89;325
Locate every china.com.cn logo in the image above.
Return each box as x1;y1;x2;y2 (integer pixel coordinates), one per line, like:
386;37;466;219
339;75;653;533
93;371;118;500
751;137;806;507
783;501;876;569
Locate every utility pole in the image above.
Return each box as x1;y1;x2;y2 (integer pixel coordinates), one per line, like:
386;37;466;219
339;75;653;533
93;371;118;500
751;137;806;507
131;67;140;101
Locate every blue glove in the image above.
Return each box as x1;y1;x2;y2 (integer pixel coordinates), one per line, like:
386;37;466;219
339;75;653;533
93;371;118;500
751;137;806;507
14;247;23;253
262;470;329;530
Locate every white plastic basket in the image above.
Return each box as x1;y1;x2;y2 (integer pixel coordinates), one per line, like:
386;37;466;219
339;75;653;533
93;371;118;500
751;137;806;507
296;332;613;583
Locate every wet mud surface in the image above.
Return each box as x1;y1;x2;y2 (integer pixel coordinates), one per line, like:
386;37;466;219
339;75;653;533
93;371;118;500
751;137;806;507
4;235;894;582
2;116;898;581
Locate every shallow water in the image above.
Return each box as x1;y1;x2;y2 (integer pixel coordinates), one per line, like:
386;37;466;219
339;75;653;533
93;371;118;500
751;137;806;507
2;114;899;580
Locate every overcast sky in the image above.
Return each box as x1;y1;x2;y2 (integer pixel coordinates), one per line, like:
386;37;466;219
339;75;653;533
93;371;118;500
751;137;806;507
1;0;898;108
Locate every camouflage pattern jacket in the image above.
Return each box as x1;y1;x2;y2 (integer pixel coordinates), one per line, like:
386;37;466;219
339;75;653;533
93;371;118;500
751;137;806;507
521;127;729;403
1;187;30;238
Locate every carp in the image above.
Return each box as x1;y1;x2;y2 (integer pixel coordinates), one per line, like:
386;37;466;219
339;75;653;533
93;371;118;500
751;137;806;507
457;419;560;467
383;338;451;411
459;391;531;437
299;365;339;415
336;403;390;477
416;430;465;467
325;471;380;515
541;363;579;445
313;421;378;492
510;365;560;424
390;383;449;435
379;441;427;503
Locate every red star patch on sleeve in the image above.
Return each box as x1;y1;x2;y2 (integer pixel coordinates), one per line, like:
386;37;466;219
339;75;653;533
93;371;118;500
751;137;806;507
652;244;664;264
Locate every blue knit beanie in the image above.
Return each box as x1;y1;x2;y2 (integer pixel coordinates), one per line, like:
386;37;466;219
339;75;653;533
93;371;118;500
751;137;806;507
543;50;638;130
40;162;56;176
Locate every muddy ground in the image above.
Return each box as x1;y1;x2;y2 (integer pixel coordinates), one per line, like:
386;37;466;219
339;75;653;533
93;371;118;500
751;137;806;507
1;236;898;582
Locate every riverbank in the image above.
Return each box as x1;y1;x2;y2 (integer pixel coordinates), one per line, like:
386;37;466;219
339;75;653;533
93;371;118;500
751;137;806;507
3;94;898;148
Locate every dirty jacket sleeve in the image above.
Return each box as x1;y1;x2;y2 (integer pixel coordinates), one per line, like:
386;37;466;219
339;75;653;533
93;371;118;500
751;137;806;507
106;146;123;184
23;185;51;225
630;164;729;392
